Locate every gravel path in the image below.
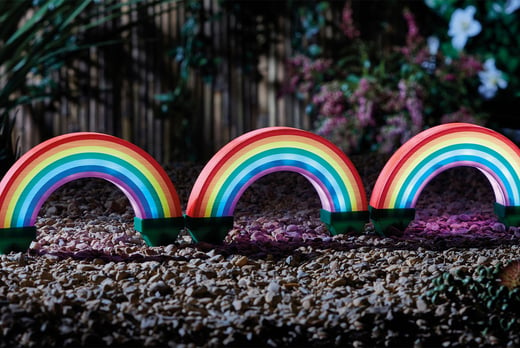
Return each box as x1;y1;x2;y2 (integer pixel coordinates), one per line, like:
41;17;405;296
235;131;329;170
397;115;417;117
1;154;520;347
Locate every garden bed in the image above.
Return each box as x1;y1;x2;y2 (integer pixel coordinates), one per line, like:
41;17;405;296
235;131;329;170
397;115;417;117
1;154;520;347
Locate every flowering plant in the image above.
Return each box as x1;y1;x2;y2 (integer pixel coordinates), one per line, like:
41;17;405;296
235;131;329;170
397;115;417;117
426;0;518;104
283;1;518;154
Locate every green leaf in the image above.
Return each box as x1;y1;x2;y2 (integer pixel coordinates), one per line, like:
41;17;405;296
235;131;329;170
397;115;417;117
155;93;175;102
307;44;322;57
5;1;53;46
316;1;329;12
58;0;92;29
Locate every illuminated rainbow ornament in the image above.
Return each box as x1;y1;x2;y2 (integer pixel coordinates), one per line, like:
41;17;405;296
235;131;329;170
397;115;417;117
185;127;369;243
369;123;520;235
0;132;183;253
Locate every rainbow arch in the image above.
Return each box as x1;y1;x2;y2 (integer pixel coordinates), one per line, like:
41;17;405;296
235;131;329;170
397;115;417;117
0;132;183;251
185;127;368;242
369;123;520;235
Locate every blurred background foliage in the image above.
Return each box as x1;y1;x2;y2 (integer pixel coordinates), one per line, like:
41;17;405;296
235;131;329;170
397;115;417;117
1;0;518;178
0;0;179;175
0;0;178;177
161;0;519;154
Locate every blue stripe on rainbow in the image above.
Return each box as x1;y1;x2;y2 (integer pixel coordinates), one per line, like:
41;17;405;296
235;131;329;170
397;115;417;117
214;150;350;216
19;161;152;226
397;146;519;208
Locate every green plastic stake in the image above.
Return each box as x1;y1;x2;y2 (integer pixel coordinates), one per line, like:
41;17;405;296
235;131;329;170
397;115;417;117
0;226;36;254
369;206;416;237
494;203;520;228
134;217;185;246
184;215;234;244
320;209;369;235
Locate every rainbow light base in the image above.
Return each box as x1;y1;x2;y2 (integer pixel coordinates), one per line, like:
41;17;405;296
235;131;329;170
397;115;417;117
184;216;234;244
0;227;37;254
134;217;185;246
494;203;520;228
320;209;369;235
369;206;416;236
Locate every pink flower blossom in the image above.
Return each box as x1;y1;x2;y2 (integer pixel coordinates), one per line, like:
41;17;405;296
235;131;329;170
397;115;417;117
340;1;359;39
398;79;407;103
289;76;300;91
298;81;313;94
443;73;456;81
403;9;420;46
405;97;423;131
458;55;483;77
313;85;346;117
378;114;409;153
353;78;370;97
349;78;376;126
356;97;374;127
283;55;332;96
316;116;347;137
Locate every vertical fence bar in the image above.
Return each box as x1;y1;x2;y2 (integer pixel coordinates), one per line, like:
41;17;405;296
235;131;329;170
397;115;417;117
162;0;178;163
276;15;286;127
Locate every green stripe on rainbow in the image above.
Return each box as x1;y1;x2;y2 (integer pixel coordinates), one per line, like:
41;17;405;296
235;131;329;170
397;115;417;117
0;133;182;231
370;123;520;210
186;127;367;218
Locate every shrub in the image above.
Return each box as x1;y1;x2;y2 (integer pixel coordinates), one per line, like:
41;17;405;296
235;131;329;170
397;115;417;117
283;0;518;154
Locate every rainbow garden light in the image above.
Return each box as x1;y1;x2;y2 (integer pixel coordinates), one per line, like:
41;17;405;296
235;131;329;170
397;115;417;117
369;123;520;235
1;123;520;253
0;133;184;253
185;127;369;243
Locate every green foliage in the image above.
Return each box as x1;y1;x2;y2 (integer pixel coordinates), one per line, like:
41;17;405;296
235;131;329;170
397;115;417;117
292;1;329;56
166;0;518;153
0;0;178;177
426;264;520;337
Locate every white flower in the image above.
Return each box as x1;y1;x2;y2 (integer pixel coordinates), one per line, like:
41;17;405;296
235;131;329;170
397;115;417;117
427;36;440;55
505;0;520;14
478;58;507;99
492;0;520;15
448;6;482;51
